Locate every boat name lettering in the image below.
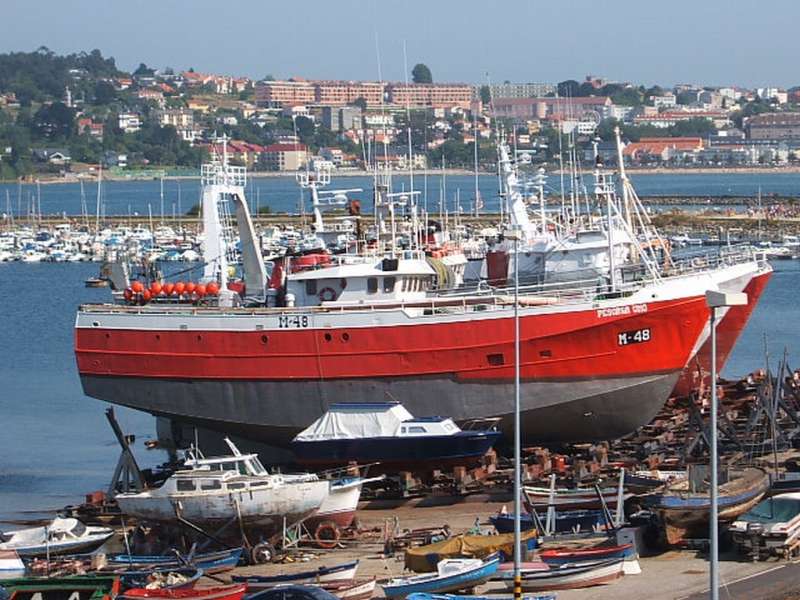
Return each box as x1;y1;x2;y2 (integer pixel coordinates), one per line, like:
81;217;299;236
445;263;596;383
278;315;310;329
618;328;651;346
597;303;648;318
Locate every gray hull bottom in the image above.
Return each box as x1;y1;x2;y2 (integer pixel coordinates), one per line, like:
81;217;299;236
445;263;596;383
81;370;679;446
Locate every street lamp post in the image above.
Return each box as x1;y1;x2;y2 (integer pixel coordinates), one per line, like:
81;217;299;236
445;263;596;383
705;290;747;600
505;227;523;600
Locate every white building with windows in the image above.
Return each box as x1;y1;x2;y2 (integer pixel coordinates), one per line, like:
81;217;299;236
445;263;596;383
118;113;141;133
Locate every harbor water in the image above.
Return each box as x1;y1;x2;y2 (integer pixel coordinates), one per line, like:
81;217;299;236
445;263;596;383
2;171;800;220
0;258;797;523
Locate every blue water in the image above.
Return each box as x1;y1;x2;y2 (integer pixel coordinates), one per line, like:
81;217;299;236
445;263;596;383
0;258;796;522
1;171;797;220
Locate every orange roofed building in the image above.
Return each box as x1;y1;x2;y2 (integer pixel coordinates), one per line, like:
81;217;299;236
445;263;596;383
623;137;705;162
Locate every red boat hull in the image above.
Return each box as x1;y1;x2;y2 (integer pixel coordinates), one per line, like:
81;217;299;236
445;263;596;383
674;268;772;396
75;293;708;445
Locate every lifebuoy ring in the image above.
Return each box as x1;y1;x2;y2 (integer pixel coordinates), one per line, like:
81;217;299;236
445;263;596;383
319;287;338;302
314;521;340;549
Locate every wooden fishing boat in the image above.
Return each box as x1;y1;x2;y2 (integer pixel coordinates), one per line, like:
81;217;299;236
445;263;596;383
121;584;246;600
106;548;243;574
319;578;376;600
502;558;624;591
232;561;358;591
538;543;634;565
0;576;120;600
523;486;628;510
119;568;203;591
490;509;608;535
382;556;499;598
539;543;641;575
642;466;769;544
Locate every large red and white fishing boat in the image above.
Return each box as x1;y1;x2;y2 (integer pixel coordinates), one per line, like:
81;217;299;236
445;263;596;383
74;140;770;446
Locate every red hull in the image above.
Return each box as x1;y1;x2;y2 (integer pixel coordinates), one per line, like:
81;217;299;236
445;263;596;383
76;297;705;383
674;269;772;395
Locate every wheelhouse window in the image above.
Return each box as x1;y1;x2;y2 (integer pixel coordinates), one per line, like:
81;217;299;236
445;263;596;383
227;482;246;490
176;480;196;492
305;280;318;296
200;480;222;491
383;276;396;293
367;277;378;294
408;426;427;433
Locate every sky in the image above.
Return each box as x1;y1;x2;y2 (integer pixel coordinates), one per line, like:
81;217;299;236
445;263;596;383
1;0;798;88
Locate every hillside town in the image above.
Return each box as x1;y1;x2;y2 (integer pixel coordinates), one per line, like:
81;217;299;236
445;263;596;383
3;48;800;180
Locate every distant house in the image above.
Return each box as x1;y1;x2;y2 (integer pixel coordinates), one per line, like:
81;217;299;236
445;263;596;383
118;113;142;133
622;137;704;163
32;148;71;164
77;117;104;138
103;151;128;168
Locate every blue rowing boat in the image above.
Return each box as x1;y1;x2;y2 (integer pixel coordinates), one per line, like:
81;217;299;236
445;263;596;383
382;555;499;599
232;561;359;591
107;548;243;574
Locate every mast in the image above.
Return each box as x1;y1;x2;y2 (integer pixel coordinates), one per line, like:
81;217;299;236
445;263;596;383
473;109;480;218
95;164;102;232
159;176;165;222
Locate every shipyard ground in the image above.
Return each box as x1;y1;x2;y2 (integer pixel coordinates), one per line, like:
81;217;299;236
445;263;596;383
226;500;797;600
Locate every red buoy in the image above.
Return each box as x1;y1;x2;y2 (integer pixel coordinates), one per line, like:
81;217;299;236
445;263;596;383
206;282;219;296
142;289;152;302
174;282;186;295
131;281;145;293
186;282;197;294
195;284;207;298
163;282;175;296
150;282;163;295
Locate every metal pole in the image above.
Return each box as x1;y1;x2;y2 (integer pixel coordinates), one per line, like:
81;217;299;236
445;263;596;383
710;308;719;600
513;234;522;600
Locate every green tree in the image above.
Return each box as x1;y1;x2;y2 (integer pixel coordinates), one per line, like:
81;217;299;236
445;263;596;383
293;116;315;144
93;80;116;105
411;63;433;84
133;63;154;77
479;85;491;105
610;87;643;106
33;102;74;140
557;80;580;97
351;96;368;111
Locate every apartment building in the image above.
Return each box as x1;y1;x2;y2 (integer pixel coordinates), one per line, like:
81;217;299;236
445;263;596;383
255;80;316;107
387;83;472;109
315;81;383;106
747;113;800;140
486;82;556;99
262;143;309;171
